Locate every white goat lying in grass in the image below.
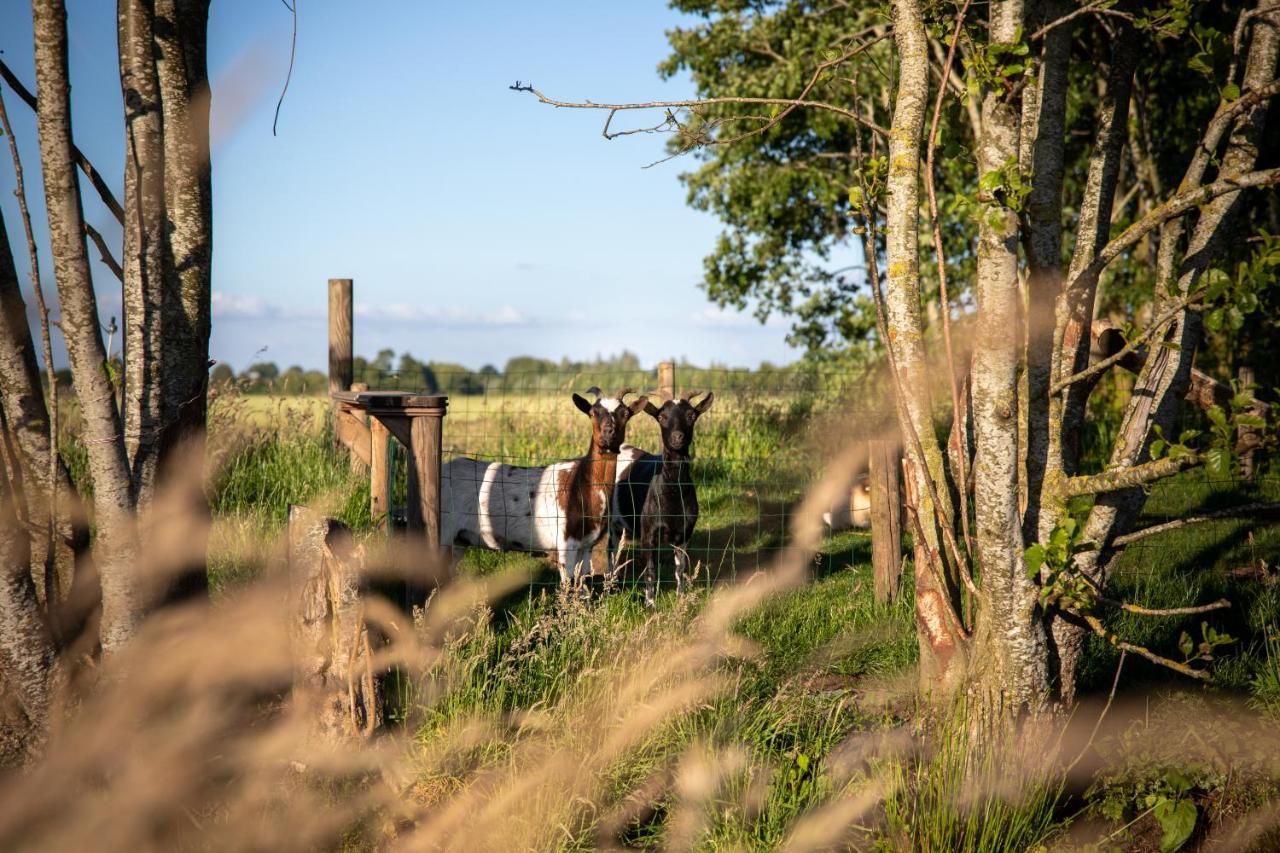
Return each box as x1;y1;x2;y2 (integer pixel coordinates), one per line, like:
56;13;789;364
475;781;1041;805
439;387;647;586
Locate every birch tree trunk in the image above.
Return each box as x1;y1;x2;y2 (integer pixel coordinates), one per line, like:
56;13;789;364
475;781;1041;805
888;0;968;696
32;0;140;652
966;0;1049;714
118;0;171;504
0;213;85;606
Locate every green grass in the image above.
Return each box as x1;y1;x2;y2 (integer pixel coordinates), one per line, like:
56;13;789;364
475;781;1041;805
193;393;1280;847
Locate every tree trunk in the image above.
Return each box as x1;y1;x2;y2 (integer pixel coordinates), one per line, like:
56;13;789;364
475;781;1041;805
0;212;83;606
888;0;968;698
117;0;171;505
967;0;1049;715
32;0;139;652
1042;28;1138;703
0;482;58;762
1020;0;1070;543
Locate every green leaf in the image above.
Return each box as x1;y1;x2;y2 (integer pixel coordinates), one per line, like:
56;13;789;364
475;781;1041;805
1221;83;1241;101
1205;446;1231;477
1025;544;1046;577
1179;631;1194;657
1150;438;1167;459
1154;796;1197;852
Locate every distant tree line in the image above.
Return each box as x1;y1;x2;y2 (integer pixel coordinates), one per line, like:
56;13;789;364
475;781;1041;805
207;348;834;397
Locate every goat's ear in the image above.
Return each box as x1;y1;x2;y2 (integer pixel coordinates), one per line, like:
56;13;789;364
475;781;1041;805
644;400;661;418
572;393;593;415
694;391;714;414
627;395;649;416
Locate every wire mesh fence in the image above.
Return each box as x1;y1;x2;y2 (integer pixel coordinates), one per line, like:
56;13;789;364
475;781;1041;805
352;363;888;597
347;362;1279;602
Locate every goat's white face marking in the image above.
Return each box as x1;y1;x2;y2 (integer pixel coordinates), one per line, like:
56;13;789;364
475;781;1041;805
599;398;621;412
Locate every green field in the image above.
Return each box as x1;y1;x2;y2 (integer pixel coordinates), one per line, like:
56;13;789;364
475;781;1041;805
189;391;1280;848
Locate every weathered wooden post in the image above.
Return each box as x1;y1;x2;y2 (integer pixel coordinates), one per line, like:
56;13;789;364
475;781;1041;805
288;505;381;741
348;382;369;473
868;439;903;604
1239;365;1256;481
328;278;353;437
370;417;390;529
407;405;445;548
658;361;676;399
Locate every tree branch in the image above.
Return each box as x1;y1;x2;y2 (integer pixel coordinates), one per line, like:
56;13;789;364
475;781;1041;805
1112;503;1280;547
509;82;890;141
84;223;123;283
1031;4;1135;41
0;57;126;227
1051;287;1206;394
1061;454;1201;498
1078;612;1210;680
1064;168;1280;296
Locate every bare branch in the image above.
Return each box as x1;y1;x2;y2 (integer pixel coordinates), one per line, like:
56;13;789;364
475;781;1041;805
1079;612;1210;680
509;78;890;142
1113;503;1280;547
0;57;126;226
84;223;124;283
1105;597;1231;618
1031;4;1135;41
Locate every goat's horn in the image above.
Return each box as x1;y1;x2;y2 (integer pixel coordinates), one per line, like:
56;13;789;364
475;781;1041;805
680;389;702;401
584;386;602;401
615;387;636;400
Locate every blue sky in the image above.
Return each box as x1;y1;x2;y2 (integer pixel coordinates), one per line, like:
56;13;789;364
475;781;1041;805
0;1;801;372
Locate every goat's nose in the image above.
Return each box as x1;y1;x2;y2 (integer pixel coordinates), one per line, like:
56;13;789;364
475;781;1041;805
671;431;685;445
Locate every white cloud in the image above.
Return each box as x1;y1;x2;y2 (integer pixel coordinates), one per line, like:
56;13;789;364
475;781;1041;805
688;307;785;328
352;302;531;327
211;291;268;319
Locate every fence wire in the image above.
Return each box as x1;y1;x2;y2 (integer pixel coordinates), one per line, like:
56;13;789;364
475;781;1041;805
349;364;1278;601
354;364;887;597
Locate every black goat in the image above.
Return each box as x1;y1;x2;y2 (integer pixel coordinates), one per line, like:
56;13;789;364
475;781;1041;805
612;390;714;605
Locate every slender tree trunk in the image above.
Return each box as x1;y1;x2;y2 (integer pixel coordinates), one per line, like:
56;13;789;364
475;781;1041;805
0;450;58;761
966;0;1049;715
150;0;212;603
1042;29;1137;703
118;0;171;504
1020;0;1070;543
888;0;967;697
32;0;139;652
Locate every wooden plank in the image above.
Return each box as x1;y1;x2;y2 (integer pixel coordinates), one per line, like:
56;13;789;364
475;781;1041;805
869;439;903;604
333;409;372;467
370;417;390;529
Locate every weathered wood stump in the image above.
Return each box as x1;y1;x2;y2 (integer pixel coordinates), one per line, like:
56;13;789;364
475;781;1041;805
288;505;381;741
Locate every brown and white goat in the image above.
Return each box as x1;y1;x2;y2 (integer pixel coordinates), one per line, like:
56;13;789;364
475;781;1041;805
440;387;647;586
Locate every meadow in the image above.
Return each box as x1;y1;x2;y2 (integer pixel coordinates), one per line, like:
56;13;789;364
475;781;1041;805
178;387;1280;850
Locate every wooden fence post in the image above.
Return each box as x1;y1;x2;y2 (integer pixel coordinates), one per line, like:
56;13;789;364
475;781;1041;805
869;440;903;604
658;361;675;399
370;417;390;529
328;278;353;432
288;505;381;741
348;382;369;473
1239;365;1256;481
